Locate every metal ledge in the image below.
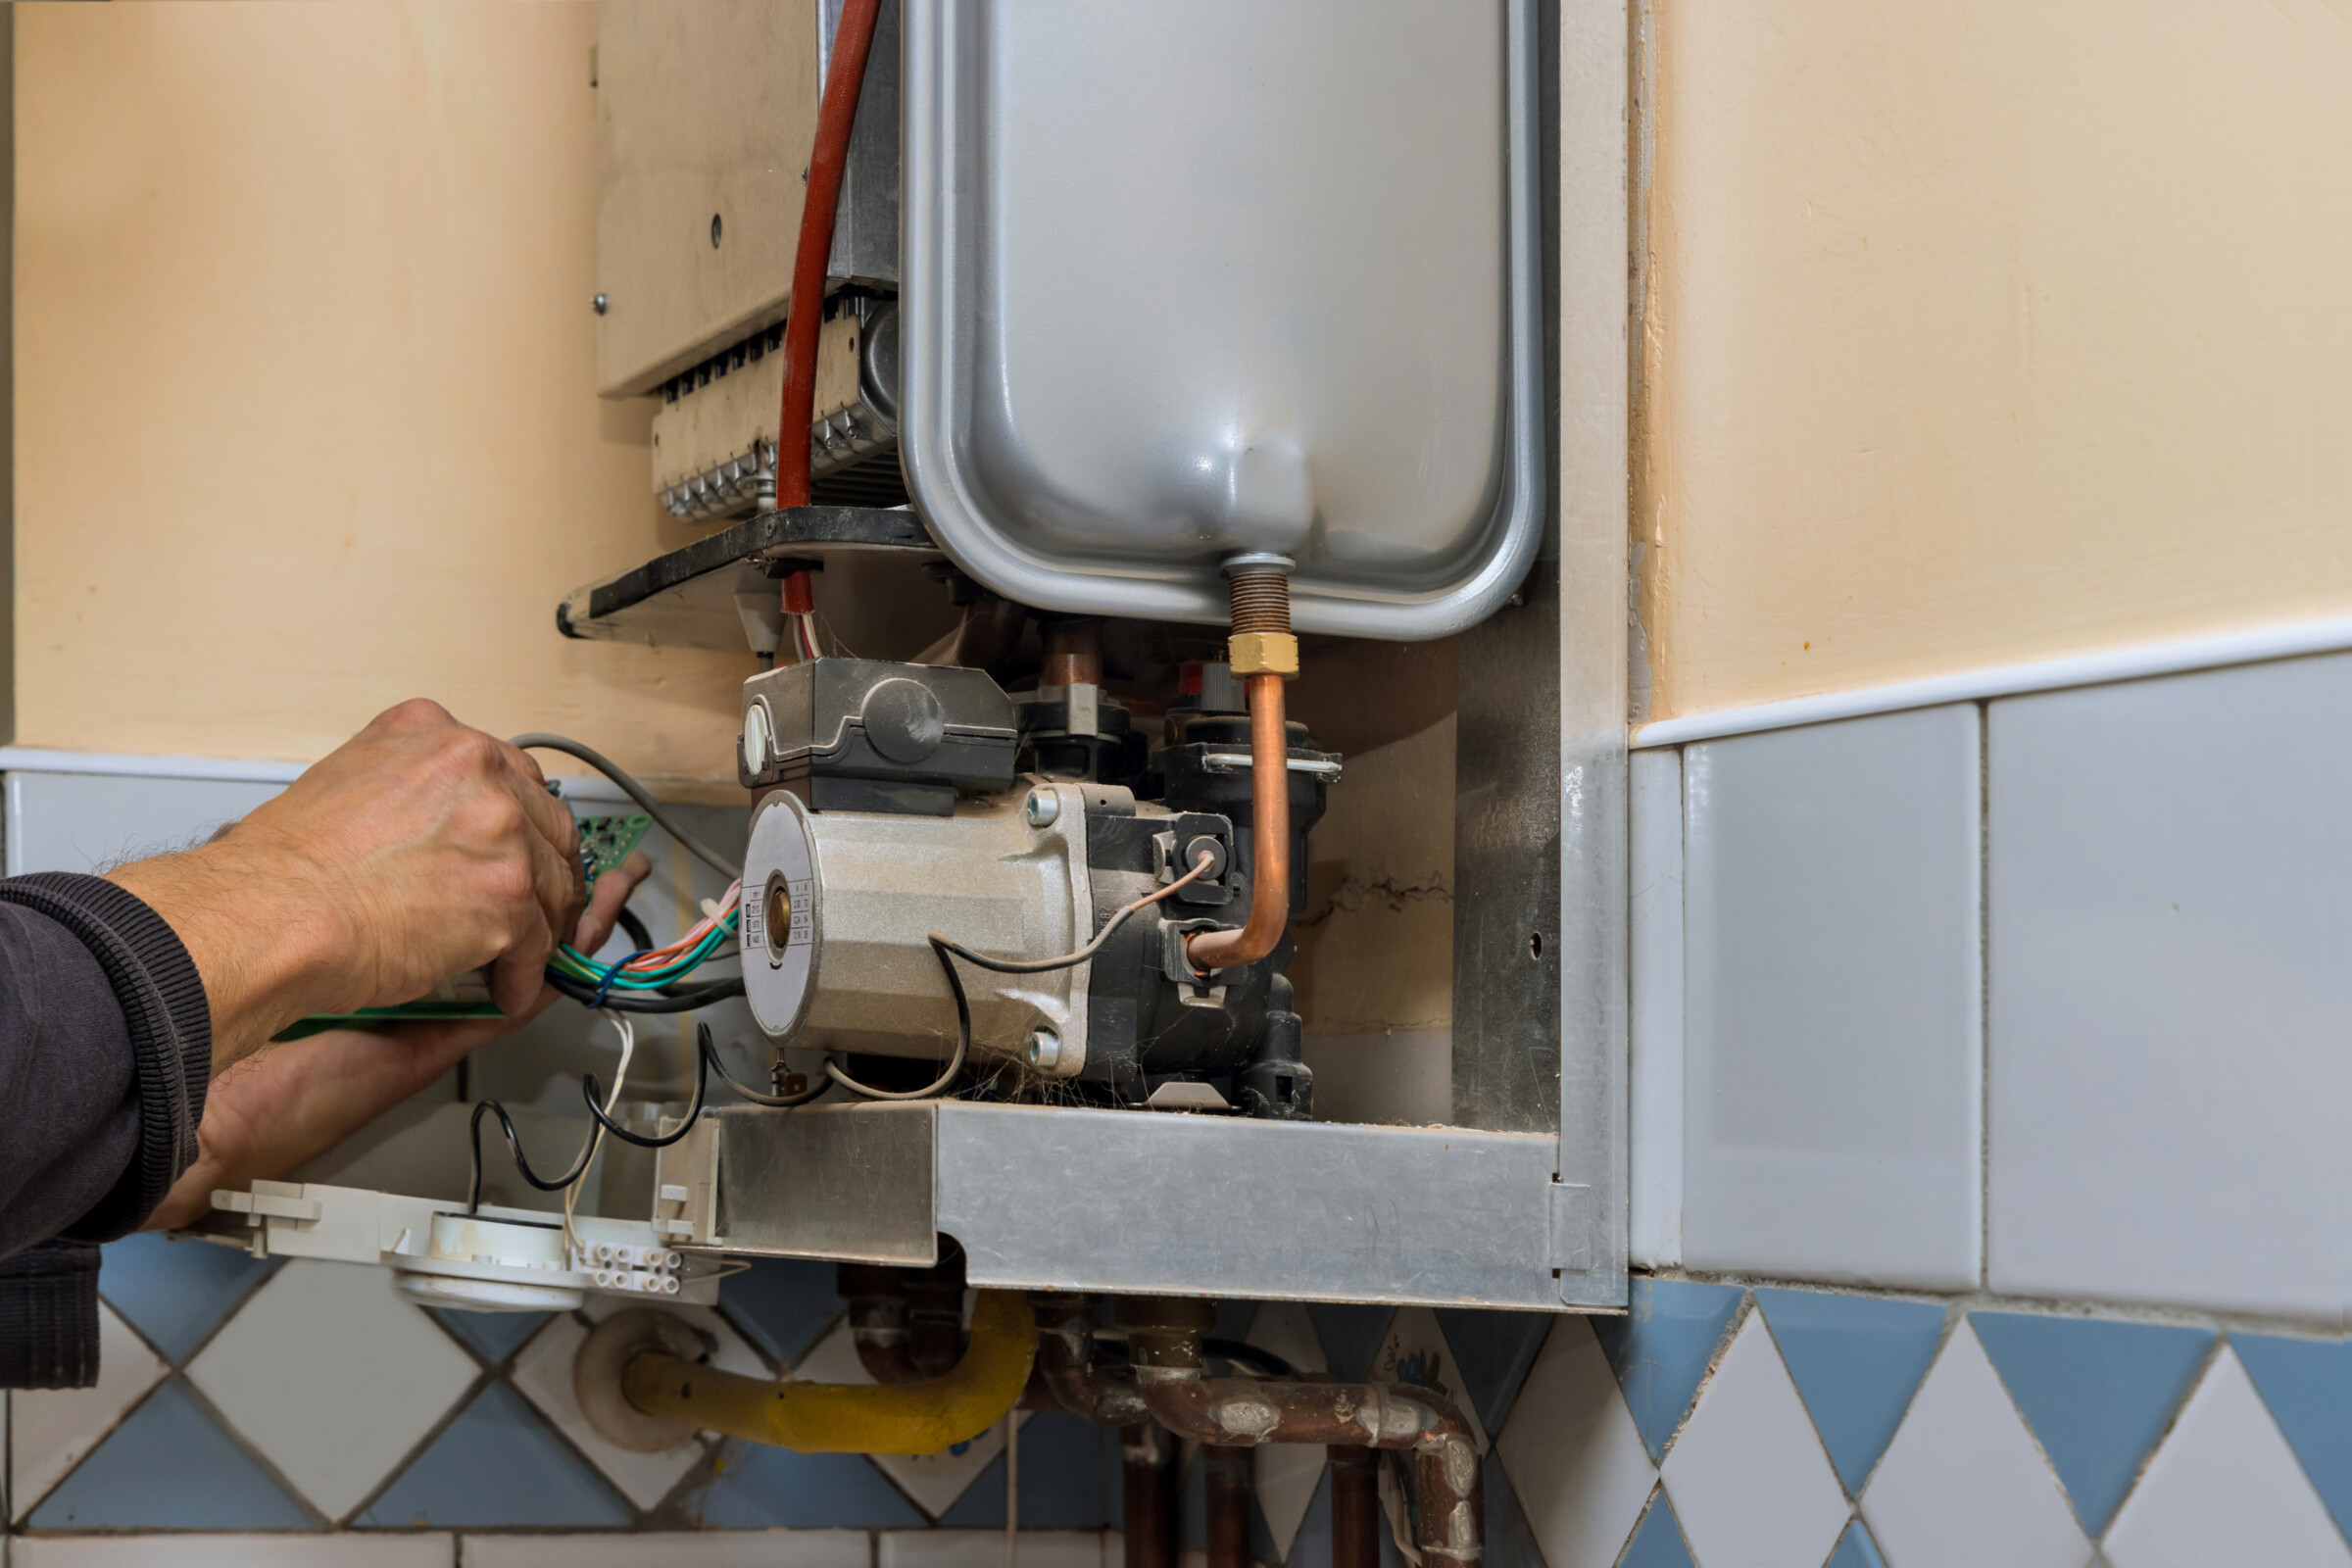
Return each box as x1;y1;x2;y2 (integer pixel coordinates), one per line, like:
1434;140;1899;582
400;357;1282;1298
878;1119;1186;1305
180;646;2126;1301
556;506;938;651
679;1102;1604;1311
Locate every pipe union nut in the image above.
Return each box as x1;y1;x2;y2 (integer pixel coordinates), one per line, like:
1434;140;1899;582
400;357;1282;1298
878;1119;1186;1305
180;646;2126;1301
1226;632;1298;678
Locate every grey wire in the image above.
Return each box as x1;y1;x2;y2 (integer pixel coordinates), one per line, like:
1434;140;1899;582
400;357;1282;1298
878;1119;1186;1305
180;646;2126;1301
510;733;742;880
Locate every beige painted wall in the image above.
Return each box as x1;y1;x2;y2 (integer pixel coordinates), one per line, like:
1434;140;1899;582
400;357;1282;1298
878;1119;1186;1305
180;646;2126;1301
1638;0;2352;722
15;3;755;790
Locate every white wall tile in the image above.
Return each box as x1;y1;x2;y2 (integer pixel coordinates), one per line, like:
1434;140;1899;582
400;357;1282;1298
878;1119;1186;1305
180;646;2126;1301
1659;1312;1849;1568
13;1537;452;1568
1495;1317;1657;1568
2104;1346;2352;1568
1987;655;2352;1322
1682;705;1984;1289
4;771;283;876
9;1303;168;1523
1629;748;1685;1270
465;1533;870;1568
1862;1322;2089;1568
184;1259;478;1521
880;1531;1108;1568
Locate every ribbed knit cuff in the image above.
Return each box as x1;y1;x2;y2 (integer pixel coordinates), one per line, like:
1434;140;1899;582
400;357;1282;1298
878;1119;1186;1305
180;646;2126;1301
0;1239;102;1389
0;872;212;1241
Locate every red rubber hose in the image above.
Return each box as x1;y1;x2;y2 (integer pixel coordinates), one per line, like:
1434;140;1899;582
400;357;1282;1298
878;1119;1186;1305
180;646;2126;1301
775;0;882;512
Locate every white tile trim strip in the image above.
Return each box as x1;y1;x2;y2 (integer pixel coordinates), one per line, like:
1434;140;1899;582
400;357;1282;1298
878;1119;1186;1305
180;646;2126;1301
1630;612;2352;748
0;747;632;801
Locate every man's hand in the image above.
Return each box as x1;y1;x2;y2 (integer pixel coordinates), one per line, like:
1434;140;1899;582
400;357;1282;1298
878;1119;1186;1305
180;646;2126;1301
144;851;649;1232
109;700;589;1072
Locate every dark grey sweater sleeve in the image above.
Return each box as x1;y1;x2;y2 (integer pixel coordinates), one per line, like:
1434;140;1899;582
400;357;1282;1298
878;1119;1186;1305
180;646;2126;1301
0;873;212;1388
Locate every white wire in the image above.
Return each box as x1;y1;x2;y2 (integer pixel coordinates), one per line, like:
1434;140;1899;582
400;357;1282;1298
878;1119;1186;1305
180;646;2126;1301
564;1008;637;1262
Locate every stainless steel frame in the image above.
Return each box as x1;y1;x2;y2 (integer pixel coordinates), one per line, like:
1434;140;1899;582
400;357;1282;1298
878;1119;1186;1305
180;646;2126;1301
669;0;1632;1313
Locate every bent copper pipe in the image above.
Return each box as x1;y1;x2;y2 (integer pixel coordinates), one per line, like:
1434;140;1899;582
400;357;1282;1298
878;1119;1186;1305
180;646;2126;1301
1040;616;1104;689
1182;672;1291;973
951;593;1027;673
1122;1299;1482;1567
839;1263;921;1385
1033;1296;1152;1426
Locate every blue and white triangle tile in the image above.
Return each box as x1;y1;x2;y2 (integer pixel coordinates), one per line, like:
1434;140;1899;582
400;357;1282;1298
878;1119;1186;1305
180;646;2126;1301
2230;1330;2352;1545
1825;1520;1889;1568
1617;1490;1697;1568
1373;1305;1489;1451
358;1379;630;1528
29;1377;315;1530
428;1306;547;1367
697;1445;927;1530
1496;1316;1657;1568
8;1299;168;1523
2103;1345;2352;1568
185;1258;480;1522
8;1537;455;1567
1307;1302;1396;1384
1247;1299;1331;1560
1658;1308;1849;1568
512;1305;764;1511
1969;1309;2215;1537
1434;1306;1554;1438
936;1411;1117;1529
716;1255;842;1370
1860;1320;2091;1568
1753;1287;1947;1495
96;1231;279;1363
461;1535;871;1568
1591;1277;1745;1460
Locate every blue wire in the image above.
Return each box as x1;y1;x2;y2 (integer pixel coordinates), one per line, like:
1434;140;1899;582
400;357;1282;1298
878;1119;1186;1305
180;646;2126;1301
589;949;651;1009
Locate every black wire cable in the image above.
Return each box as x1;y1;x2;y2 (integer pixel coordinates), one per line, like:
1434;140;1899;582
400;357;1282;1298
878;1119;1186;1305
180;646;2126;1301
546;972;746;1013
1204;1339;1298;1379
510;733;743;879
583;1044;708;1149
699;1022;830;1107
613;905;655;954
823;853;1219;1102
466;1100;598;1213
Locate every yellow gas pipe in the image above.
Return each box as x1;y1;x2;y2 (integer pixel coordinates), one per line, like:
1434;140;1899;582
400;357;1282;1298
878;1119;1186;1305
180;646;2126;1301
620;1289;1035;1454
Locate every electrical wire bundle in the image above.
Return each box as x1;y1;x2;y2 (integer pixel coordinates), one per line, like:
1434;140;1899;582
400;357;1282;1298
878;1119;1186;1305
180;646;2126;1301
543;880;745;1013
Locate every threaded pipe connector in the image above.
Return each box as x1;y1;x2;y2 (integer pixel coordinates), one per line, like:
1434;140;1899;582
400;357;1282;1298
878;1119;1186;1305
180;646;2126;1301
1222;554;1297;675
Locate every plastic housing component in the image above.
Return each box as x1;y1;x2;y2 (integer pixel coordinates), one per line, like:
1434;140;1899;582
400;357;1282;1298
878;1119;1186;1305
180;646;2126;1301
740;656;1016;815
902;0;1544;640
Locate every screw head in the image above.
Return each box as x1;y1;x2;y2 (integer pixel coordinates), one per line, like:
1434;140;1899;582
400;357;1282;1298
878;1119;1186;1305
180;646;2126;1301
1024;789;1060;829
710;213;723;248
1026;1027;1061;1070
592;293;609;316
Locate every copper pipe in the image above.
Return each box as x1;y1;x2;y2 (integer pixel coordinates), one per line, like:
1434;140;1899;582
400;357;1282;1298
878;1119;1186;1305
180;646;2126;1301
1183;671;1291;973
1204;1445;1254;1568
838;1264;921;1385
1034;1296;1152;1426
1330;1448;1381;1568
1041;618;1104;689
1122;1422;1180;1568
1123;1299;1481;1567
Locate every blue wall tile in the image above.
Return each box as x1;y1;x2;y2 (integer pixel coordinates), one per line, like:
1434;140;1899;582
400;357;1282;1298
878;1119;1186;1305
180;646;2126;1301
1308;1303;1398;1383
1755;1288;1947;1494
1434;1308;1553;1436
720;1257;841;1368
1970;1310;2214;1536
938;1413;1118;1529
358;1381;629;1528
2232;1332;2352;1544
31;1377;313;1530
99;1232;279;1362
1481;1456;1546;1568
428;1307;548;1366
1592;1278;1744;1460
1827;1520;1889;1568
1618;1490;1695;1568
700;1446;927;1530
